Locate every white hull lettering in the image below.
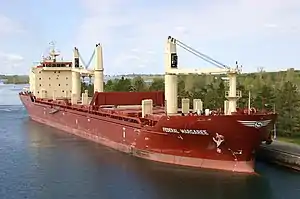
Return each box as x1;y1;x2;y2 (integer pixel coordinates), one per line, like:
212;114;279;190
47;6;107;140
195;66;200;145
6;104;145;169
179;129;209;135
162;127;179;133
162;127;209;135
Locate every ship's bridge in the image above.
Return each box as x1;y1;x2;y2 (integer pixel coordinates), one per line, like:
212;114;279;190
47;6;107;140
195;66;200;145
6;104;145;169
40;61;72;68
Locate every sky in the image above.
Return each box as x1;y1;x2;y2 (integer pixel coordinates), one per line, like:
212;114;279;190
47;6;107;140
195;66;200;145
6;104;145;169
0;0;300;75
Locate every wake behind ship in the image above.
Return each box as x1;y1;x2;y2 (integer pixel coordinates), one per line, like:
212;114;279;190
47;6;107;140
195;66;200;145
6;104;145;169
19;37;277;174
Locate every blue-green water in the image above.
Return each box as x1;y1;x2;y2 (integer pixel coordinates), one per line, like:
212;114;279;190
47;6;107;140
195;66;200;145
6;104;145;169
0;84;299;199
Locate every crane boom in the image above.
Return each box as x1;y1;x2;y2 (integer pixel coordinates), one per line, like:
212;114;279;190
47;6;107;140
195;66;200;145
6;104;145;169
78;49;96;69
164;36;241;116
168;36;230;69
166;67;230;75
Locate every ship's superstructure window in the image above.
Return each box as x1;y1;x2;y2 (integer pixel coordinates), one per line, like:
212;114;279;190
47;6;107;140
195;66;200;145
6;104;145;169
31;43;73;99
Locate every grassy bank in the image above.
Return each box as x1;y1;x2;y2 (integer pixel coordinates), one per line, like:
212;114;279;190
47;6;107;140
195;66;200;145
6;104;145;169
277;137;300;146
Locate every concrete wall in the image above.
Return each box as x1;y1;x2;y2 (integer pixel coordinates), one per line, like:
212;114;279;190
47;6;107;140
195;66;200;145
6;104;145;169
257;142;300;171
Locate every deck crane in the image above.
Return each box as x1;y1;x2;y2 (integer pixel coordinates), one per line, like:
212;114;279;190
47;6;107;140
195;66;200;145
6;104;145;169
70;44;104;102
164;36;242;116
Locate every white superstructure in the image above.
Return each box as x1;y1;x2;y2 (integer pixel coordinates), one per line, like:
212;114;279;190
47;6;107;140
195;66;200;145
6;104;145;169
29;42;104;104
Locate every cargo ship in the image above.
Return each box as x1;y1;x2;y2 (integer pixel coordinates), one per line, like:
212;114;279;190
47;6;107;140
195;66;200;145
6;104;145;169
19;37;277;173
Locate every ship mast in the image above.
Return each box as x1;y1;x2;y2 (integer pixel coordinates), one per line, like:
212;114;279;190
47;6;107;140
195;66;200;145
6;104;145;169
41;41;60;63
48;41;60;62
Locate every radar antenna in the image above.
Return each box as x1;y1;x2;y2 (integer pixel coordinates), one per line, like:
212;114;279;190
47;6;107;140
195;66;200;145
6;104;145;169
48;41;60;62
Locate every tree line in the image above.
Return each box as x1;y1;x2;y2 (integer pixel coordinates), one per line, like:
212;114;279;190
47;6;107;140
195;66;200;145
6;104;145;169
81;68;300;139
0;75;29;84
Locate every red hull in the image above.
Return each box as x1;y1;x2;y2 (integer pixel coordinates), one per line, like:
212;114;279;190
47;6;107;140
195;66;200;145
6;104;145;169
19;94;277;174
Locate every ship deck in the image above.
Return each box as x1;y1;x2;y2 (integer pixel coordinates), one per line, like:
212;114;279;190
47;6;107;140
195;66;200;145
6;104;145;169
20;92;273;128
99;105;193;121
21;94;169;125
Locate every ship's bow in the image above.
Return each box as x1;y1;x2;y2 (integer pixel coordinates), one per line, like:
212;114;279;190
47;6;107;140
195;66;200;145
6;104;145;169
150;113;277;173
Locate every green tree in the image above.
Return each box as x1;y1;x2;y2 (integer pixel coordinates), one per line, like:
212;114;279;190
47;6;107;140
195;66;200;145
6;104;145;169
215;80;226;108
177;78;190;107
81;82;93;96
236;84;249;108
149;78;164;91
131;76;147;91
1;75;29;84
276;81;300;137
113;77;132;91
203;83;220;109
104;80;115;91
253;85;275;111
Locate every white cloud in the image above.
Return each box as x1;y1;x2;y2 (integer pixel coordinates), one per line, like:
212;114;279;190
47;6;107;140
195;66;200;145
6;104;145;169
0;52;23;61
264;24;279;28
0;15;24;36
0;52;24;75
0;14;24;74
0;14;26;74
76;0;300;74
